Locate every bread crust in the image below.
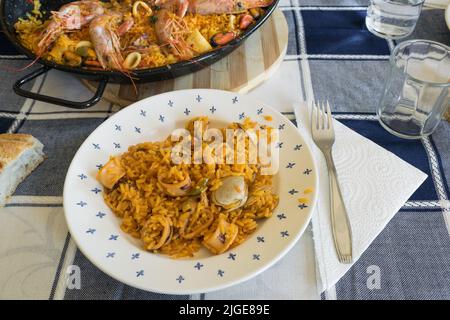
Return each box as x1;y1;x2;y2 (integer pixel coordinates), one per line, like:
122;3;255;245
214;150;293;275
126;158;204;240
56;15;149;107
0;134;36;171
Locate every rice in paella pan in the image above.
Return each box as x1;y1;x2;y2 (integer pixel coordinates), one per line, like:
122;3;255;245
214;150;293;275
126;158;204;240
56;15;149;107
14;0;274;71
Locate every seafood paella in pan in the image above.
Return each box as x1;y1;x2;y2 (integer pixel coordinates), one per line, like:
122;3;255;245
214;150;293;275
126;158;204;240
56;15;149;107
14;0;274;73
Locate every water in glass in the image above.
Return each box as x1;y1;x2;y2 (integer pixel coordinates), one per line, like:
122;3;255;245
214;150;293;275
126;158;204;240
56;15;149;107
366;0;424;39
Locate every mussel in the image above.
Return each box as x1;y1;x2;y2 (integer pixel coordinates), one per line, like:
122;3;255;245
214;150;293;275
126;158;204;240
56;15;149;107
211;32;236;47
239;14;254;30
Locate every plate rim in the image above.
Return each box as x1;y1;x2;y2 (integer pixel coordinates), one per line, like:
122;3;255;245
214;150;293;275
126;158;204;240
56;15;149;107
63;89;318;295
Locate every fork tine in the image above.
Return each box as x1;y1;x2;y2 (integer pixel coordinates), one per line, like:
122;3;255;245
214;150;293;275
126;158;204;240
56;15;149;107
320;101;325;130
326;100;332;129
314;101;319;130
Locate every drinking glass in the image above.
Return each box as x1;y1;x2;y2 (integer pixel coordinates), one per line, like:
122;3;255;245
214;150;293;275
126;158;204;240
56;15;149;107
377;40;450;139
366;0;424;39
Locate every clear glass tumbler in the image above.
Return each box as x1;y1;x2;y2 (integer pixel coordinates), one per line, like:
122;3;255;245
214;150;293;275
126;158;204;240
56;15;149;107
366;0;424;39
377;40;450;139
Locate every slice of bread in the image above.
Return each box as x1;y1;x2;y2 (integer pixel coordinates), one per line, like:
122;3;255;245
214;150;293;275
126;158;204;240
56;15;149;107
0;134;45;207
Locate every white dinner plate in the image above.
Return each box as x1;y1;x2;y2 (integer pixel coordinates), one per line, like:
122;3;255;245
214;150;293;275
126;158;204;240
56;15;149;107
63;89;318;294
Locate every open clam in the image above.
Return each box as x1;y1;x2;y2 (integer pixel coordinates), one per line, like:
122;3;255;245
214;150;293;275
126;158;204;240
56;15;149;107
212;176;248;211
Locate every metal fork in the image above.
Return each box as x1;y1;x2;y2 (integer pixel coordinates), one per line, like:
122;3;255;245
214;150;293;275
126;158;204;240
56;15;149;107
311;101;353;264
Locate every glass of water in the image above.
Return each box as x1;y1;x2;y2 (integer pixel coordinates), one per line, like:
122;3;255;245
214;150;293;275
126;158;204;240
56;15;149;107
377;40;450;139
366;0;424;39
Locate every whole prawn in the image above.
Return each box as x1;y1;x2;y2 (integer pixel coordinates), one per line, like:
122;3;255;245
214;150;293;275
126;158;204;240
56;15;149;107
154;8;194;60
37;1;105;56
89;13;125;71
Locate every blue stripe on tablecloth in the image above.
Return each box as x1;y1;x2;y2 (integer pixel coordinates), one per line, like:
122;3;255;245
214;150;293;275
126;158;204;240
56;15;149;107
0;117;14;133
400;207;445;213
301;10;390;55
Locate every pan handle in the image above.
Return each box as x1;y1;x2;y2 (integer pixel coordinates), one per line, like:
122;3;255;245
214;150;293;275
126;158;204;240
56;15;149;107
13;66;108;109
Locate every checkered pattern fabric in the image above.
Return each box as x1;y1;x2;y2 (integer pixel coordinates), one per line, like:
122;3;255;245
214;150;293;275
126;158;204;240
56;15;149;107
0;0;449;300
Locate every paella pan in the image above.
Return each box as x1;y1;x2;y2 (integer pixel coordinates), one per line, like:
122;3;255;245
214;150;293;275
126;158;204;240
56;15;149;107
0;0;279;108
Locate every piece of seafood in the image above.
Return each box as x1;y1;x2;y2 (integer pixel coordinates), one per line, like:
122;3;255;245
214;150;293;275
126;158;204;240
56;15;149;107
37;1;104;56
89;13;125;70
211;175;248;211
154;8;195;60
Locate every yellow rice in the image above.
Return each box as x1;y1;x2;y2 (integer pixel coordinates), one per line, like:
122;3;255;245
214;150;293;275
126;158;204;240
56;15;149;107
101;117;279;258
14;0;252;69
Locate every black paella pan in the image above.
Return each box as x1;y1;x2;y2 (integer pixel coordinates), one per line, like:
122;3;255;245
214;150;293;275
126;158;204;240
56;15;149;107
0;0;279;108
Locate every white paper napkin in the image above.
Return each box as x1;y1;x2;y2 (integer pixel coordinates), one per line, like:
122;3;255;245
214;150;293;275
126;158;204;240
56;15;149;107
294;102;428;293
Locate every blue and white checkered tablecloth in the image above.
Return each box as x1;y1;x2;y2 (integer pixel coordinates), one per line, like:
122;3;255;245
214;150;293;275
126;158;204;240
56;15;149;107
0;0;449;300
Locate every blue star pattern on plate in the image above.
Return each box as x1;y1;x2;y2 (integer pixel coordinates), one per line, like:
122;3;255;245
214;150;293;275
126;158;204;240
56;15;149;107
86;228;96;234
232;97;238;104
136;270;144;277
92;143;100;150
131;253;140;260
66;90;318;293
277;213;287;220
159;115;165;122
96;212;106;218
91;187;101;194
77;201;87;207
286;162;295;169
78;173;87;180
194;262;204;270
298;203;308;210
303;169;312;175
228;253;236;260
